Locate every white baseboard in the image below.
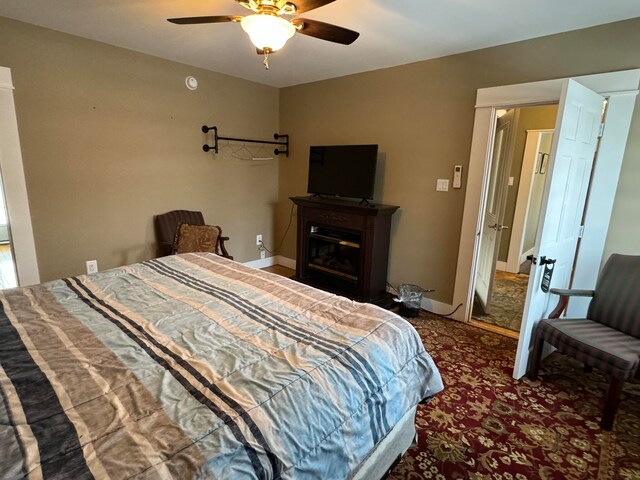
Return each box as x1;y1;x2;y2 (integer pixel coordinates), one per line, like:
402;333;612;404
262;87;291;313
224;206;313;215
420;297;456;316
520;248;535;265
243;256;277;269
496;261;508;272
244;255;296;270
276;256;296;270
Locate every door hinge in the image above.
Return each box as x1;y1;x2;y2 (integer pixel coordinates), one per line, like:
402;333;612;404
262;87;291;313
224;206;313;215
578;224;585;238
598;122;605;138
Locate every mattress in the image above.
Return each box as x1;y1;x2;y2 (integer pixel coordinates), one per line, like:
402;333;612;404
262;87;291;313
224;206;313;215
0;253;443;479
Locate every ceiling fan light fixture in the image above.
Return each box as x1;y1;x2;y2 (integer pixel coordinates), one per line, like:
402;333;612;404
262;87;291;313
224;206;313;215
241;14;295;52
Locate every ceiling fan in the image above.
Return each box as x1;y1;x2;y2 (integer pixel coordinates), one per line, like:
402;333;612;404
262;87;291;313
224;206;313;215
168;0;359;69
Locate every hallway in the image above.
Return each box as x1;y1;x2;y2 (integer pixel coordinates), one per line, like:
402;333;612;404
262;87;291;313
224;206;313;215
472;270;528;332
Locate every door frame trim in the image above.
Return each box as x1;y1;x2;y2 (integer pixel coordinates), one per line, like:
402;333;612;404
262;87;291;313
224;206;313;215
0;66;40;285
451;69;640;322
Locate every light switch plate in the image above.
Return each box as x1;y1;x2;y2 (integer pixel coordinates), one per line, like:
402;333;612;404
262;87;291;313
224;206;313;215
436;179;449;192
508;176;515;186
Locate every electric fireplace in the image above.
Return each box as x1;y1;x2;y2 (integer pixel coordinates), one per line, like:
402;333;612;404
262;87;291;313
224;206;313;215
291;196;399;304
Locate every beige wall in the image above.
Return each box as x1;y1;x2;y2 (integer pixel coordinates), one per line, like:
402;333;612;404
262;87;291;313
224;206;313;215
0;17;280;282
2;15;638;291
498;105;558;263
604;105;640;260
278;18;640;304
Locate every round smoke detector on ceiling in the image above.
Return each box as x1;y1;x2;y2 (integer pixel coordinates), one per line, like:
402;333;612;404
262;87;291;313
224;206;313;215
185;76;198;90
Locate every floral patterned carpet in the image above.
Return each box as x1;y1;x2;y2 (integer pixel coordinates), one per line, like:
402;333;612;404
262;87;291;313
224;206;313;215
473;271;529;332
388;312;640;480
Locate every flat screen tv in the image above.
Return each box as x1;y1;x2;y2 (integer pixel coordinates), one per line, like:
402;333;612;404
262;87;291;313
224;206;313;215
307;145;378;200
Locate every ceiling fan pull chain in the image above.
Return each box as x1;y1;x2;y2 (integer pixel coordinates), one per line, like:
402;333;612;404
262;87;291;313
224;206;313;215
263;50;270;70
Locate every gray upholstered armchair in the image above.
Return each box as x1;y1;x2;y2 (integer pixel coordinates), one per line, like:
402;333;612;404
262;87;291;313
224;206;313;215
154;210;231;259
528;254;640;430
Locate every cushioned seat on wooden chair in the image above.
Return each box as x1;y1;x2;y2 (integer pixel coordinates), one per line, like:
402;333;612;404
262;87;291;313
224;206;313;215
528;254;640;430
154;210;232;259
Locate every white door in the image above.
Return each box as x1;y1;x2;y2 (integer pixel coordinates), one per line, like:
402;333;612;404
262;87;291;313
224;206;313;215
475;111;514;312
513;79;604;379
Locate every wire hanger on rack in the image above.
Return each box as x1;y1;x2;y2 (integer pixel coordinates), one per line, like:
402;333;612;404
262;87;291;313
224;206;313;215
230;143;253;160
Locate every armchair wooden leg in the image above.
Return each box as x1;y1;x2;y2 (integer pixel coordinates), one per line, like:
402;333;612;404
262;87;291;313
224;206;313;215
601;377;624;431
527;337;545;381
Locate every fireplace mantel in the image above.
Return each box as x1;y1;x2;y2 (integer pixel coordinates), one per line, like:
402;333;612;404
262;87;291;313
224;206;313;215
290;196;399;304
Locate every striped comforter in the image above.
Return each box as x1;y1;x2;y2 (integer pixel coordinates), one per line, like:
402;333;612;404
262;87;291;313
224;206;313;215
0;253;443;479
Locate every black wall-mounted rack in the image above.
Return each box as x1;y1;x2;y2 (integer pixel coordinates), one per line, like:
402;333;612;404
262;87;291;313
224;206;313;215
201;125;289;157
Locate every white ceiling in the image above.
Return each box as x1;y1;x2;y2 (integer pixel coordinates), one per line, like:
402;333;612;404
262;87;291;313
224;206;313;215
1;0;639;88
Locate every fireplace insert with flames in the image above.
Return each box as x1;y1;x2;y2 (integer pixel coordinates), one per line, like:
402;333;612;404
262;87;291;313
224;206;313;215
306;225;362;293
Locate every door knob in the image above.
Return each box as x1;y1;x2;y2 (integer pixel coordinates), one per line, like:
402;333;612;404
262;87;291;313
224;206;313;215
488;224;509;231
526;255;556;266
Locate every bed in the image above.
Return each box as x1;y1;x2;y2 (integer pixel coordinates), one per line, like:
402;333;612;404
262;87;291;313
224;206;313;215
0;253;443;479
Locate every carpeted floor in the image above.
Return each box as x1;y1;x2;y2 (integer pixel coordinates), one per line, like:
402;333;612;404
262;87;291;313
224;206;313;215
473;271;529;332
388;311;640;480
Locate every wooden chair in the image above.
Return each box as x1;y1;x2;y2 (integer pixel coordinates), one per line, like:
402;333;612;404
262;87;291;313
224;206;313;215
528;254;640;430
154;210;232;259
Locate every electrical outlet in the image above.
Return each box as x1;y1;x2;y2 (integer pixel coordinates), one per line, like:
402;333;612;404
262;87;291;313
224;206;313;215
86;260;98;275
256;234;263;246
260;249;266;260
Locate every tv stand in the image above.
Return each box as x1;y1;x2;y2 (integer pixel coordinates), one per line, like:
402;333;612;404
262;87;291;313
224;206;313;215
290;196;399;304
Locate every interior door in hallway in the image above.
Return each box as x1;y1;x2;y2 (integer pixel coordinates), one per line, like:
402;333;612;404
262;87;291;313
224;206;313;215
474;110;516;313
513;79;605;379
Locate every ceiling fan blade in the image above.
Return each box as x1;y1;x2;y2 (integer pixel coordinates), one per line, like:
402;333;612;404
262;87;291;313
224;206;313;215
292;18;359;45
167;15;242;25
291;0;337;14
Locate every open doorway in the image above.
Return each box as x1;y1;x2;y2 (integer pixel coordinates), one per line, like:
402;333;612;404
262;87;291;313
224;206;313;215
471;104;557;336
452;70;639;379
